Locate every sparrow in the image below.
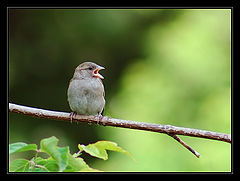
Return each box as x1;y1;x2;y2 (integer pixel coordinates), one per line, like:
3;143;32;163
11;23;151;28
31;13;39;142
67;62;105;121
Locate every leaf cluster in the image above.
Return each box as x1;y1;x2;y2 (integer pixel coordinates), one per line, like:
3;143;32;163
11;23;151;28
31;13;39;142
9;136;131;172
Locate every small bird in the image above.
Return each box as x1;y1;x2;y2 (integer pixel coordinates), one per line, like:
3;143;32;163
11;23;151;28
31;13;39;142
67;62;105;121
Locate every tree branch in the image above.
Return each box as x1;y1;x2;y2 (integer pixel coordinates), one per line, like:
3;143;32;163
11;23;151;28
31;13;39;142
9;103;231;158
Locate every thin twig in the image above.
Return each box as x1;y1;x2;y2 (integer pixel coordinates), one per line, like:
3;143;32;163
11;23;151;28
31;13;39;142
9;103;231;158
168;133;200;158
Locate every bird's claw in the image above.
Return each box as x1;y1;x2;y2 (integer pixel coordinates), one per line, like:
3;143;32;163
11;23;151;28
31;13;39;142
70;112;77;123
94;114;104;125
94;114;109;126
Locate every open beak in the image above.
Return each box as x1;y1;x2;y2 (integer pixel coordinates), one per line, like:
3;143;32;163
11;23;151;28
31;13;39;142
93;66;105;79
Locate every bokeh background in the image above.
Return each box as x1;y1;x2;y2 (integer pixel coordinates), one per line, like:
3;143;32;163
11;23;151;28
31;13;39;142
9;9;231;172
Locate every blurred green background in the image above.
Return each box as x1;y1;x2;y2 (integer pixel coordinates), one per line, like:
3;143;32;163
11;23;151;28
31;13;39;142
9;9;231;172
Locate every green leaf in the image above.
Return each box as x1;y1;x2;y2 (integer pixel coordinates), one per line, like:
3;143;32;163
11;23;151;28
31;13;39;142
67;153;91;171
78;141;132;160
43;160;59;172
9;142;37;154
9;159;30;172
30;167;48;172
40;136;58;153
40;136;69;172
56;147;69;171
34;157;48;165
34;157;58;172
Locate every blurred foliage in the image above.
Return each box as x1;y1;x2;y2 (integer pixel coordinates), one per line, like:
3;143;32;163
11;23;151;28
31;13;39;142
9;136;130;172
9;9;231;172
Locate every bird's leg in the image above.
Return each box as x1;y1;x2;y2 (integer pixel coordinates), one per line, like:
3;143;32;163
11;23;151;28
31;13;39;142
69;112;77;123
100;115;109;126
94;113;104;125
94;114;110;126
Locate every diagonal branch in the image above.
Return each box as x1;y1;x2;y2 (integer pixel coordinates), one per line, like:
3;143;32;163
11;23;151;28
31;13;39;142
9;103;231;158
167;133;200;158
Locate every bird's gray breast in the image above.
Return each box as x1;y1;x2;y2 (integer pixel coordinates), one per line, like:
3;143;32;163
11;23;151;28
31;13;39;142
67;78;105;115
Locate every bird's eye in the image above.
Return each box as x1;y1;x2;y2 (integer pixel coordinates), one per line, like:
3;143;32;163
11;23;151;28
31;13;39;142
88;67;93;70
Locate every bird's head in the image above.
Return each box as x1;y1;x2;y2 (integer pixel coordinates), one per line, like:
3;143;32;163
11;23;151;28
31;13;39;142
74;62;105;79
